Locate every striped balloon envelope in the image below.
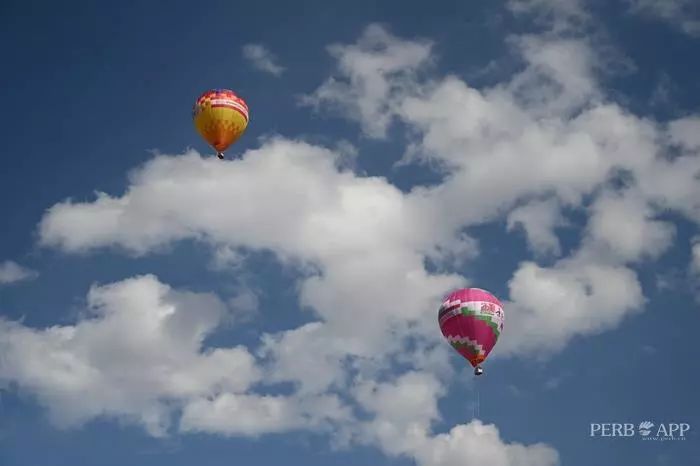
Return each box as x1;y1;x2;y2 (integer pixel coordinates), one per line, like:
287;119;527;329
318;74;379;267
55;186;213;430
192;88;249;159
438;287;504;375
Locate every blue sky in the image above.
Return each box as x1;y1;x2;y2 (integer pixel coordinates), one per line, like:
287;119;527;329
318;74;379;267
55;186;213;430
1;1;700;465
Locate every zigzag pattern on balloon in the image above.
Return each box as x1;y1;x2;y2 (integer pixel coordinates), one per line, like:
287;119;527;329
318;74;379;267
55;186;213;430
446;334;485;358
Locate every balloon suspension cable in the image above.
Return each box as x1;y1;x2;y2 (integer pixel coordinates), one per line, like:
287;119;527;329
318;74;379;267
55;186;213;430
476;382;480;418
473;365;482;419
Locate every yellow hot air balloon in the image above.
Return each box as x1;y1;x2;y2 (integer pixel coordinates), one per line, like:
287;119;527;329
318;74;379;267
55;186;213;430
192;88;249;159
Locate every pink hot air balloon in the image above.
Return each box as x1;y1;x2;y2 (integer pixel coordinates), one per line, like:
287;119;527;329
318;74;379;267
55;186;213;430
438;288;504;376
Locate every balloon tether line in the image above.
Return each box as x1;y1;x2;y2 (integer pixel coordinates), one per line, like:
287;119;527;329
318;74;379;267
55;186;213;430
475;377;480;419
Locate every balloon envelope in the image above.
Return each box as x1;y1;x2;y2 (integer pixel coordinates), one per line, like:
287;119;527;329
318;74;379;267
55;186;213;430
438;288;504;367
192;89;249;154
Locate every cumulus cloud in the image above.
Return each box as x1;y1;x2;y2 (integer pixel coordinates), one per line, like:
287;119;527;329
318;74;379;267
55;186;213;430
10;17;700;466
411;421;559;466
352;371;559;466
37;18;700;392
668;116;700;151
507;198;567;257
501;258;645;355
37;138;465;353
300;23;434;138
583;188;676;263
0;274;355;439
242;43;285;76
0;260;38;285
180;391;350;437
0;275;260;436
0;273;557;464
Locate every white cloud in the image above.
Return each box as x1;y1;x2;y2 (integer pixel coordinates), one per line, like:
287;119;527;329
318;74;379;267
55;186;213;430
258;322;349;396
180;392;350;437
242;43;285;76
627;0;700;36
506;35;601;116
351;371;559;466
301;24;434;138
353;371;445;451
13;19;700;466
0;275;260;436
501;258;645;356
411;421;559;466
37;18;700;394
37;138;465;353
0;260;38;285
507;198;567;257
316;24;691;365
668;116;700;151
0;274;353;439
583;188;676;263
0;272;558;464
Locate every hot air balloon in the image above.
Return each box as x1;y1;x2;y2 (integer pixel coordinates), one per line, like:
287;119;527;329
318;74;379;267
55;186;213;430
192;88;249;159
438;288;504;376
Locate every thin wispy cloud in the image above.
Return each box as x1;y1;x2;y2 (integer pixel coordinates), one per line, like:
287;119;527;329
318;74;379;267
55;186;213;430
627;0;700;36
0;260;37;285
242;43;285;76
